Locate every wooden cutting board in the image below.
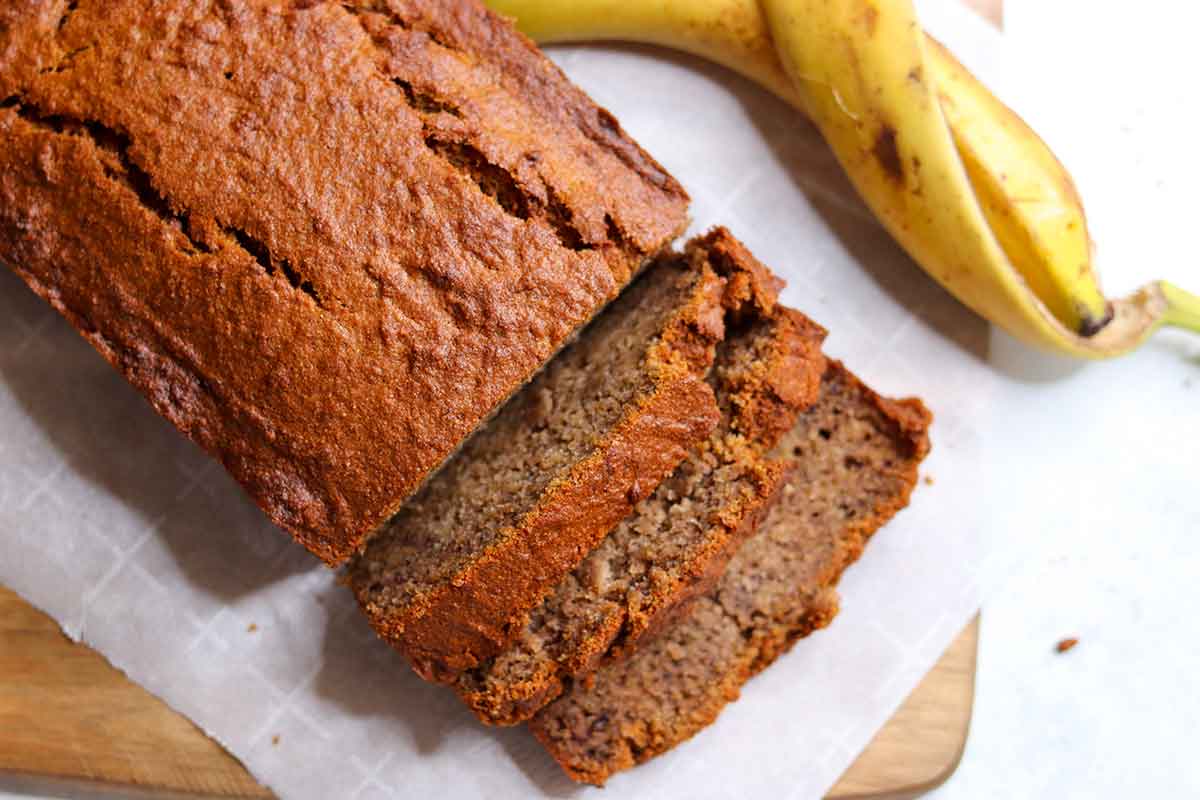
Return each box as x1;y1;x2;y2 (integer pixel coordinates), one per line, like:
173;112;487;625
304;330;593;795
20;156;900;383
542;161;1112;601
0;586;977;799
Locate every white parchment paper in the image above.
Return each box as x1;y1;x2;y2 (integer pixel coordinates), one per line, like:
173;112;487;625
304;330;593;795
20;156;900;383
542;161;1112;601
1;2;1196;798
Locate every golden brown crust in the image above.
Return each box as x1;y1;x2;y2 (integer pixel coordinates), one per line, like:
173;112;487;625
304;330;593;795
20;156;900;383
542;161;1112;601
530;361;933;785
685;227;785;319
0;0;687;565
732;309;828;446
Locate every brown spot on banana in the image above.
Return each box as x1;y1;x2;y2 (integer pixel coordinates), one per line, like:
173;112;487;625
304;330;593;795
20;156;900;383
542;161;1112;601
872;124;904;183
859;4;879;36
864;6;883;35
1077;302;1115;337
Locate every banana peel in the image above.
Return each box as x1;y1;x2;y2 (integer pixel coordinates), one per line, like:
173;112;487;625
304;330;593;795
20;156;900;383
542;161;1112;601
487;0;1200;358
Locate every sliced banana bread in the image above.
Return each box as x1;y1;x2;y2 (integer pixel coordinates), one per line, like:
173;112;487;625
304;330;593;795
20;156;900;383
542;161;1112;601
0;0;687;564
347;231;782;681
453;279;827;726
530;361;932;785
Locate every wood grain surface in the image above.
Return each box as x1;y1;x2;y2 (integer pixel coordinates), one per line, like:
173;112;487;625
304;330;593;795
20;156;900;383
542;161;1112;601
831;618;979;800
0;587;976;799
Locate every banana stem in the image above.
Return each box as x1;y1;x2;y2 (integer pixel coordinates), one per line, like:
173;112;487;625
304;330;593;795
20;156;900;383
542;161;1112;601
1160;282;1200;334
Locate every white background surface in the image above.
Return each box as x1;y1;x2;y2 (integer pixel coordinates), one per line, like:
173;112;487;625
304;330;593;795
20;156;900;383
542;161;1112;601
2;1;1198;798
929;1;1200;796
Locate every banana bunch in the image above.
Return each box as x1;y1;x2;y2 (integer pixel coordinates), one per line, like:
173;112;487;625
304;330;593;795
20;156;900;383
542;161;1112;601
487;0;1200;358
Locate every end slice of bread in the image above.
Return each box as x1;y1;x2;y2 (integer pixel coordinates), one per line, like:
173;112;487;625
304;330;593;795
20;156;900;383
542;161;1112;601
529;361;932;785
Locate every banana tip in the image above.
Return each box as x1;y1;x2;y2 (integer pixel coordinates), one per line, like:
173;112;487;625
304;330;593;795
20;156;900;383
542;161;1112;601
1077;303;1115;338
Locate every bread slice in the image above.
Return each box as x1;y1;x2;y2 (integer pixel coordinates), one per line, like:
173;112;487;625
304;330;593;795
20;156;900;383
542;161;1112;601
453;272;827;725
529;362;932;785
0;0;687;564
347;231;793;681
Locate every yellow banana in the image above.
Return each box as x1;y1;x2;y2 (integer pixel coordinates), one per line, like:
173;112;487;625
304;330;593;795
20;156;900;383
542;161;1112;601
487;0;1200;358
925;36;1108;335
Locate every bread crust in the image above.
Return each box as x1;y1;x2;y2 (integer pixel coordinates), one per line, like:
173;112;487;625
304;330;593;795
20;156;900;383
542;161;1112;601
0;0;687;564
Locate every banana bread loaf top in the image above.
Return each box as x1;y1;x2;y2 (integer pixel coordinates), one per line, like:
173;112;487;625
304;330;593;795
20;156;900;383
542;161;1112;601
0;0;687;564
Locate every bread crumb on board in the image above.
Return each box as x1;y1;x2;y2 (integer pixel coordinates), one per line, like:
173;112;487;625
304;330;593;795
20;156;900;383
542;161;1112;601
247;623;258;633
272;735;281;746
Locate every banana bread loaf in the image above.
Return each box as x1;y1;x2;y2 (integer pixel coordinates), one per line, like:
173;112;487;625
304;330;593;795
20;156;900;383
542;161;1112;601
347;236;739;681
0;0;687;565
453;241;827;725
530;362;932;784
